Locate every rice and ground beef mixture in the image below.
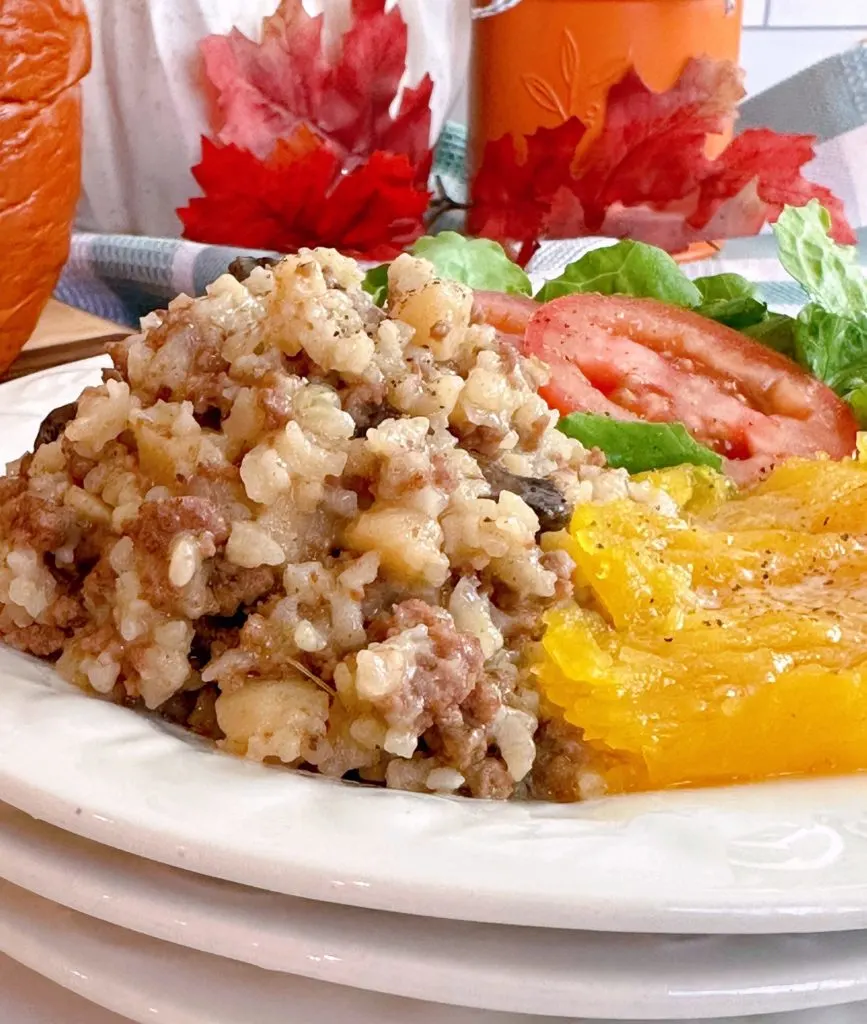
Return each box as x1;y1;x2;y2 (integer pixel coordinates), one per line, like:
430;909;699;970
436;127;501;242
0;250;653;800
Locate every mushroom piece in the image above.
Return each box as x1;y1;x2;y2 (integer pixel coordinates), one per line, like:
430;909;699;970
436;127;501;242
34;402;78;449
227;255;280;283
482;464;571;534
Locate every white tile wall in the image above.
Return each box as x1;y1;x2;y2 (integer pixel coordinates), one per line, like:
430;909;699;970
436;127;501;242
768;0;867;27
742;0;768;27
741;0;867;95
741;28;866;95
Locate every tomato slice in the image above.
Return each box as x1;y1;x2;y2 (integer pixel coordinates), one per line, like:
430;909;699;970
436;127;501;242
473;291;537;339
524;294;858;482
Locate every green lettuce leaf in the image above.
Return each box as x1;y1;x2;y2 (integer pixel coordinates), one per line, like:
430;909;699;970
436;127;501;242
534;240;702;307
362;233;532;307
557;413;722;475
412;233;532;295
773;201;867;318
845;385;867;427
771;203;867;424
693;272;768;329
362;263;389;307
742;312;797;356
694;273;761;304
534;244;770;330
794;304;867;394
698;297;769;329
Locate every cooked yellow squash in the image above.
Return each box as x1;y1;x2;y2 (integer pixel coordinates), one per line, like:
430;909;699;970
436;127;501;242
537;458;867;792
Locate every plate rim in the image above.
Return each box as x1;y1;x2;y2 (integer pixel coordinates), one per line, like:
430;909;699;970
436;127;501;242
0;876;569;1024
4;644;867;933
5;361;867;934
7;801;867;1018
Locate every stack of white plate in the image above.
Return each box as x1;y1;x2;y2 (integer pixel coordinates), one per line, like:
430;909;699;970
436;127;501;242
4;362;867;1024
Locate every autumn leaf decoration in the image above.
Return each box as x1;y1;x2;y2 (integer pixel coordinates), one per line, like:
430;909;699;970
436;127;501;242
180;7;852;260
468;56;854;257
178;0;433;260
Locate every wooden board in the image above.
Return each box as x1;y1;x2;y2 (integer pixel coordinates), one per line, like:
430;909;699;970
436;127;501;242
2;301;132;381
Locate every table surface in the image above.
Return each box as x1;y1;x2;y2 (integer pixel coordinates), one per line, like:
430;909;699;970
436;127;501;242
28;300;125;350
3;301;130;383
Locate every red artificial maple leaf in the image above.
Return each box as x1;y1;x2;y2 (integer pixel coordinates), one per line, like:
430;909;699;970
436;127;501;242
688;129;855;242
568;59;745;232
467;118;588;245
178;125;429;260
469;57;854;255
201;0;433;175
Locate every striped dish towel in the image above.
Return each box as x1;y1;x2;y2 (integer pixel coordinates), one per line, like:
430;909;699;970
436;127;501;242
57;45;867;329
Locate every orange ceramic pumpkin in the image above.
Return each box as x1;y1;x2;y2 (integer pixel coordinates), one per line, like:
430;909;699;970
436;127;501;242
0;0;91;374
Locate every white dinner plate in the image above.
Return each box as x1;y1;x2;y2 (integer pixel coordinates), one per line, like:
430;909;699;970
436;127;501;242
4;361;867;935
7;802;867;1019
0;952;131;1024
4;876;867;1024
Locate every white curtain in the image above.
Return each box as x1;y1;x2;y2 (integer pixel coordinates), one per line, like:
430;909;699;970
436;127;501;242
78;0;470;237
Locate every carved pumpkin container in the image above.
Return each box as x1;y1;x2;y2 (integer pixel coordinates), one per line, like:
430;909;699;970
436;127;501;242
0;0;91;373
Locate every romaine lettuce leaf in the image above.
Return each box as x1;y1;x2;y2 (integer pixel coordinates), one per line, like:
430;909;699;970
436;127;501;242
558;413;722;474
697;297;769;329
362;263;389;306
362;233;532;307
534;240;702;307
535;247;771;330
773;201;867;318
412;233;532;295
845;384;867;427
794;303;867;395
693;273;768;328
694;273;760;303
742;312;797;356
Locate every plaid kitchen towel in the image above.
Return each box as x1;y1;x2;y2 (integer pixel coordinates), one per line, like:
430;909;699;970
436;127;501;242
56;45;867;328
